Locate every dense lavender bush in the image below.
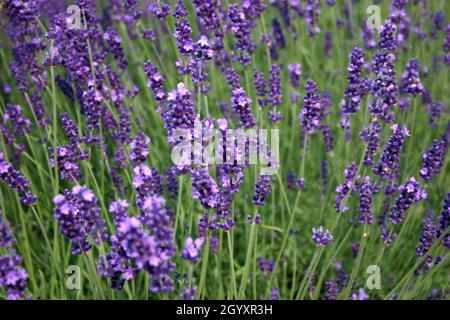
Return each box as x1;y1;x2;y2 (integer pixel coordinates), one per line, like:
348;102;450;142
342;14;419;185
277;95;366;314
0;0;448;301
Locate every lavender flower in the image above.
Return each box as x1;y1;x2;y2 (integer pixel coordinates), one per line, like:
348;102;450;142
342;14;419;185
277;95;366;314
287;63;301;88
359;176;379;224
53;186;107;255
181;287;196;300
399;59;424;96
231;87;256;128
352;288;369;300
81;89;103;131
360;120;382;166
0;251;29;300
320;124;334;152
426;102;443;127
389;177;427;224
312;226;333;246
373;124;409;181
325;280;340;300
416;211;437;258
342;46;367;117
181;237;205;262
258;258;275;277
4;104;31;135
118;217;161;270
149;1;170;20
0;153;37;206
268;65;282;108
109;199;130;227
0;212;14;248
268;110;282;123
132;164;164;205
164;83;199;143
443;24;450;65
191;168;219;209
299;80;323;134
370;20;399;122
304;0;321;37
253;68;267;106
191;0;220;31
227;4;257;65
118;201;175;293
420;140;447;182
103;27;127;69
335;162;359;213
144;61;166;101
130;132;151;166
173;17;194;55
437;193;450;248
270;288;279;300
253;175;272;206
49;145;84;182
362;18;376;50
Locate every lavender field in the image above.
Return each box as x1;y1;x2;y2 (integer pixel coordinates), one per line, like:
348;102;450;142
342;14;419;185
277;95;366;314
0;0;449;301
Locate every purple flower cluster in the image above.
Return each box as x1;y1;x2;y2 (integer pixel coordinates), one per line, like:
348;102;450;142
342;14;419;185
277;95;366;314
373;124;409;181
359;176;379;224
304;0;321;37
399;59;424;96
335;162;359;213
419;139;447;182
362;18;376;50
370;20;399;122
4;104;31;136
312;226;333;246
53;186;107;255
258;258;275;277
49;145;86;182
0;212;14;248
231;87;256;128
443;24;450;65
416;211;437;258
191;168;220;209
117;213;174;292
99;200;137;289
103;27;128;70
132;164;164;205
389;177;427;224
325;280;340;300
227;4;257;65
181;237;205;263
0;199;28;302
253;68;267;106
0;153;37;206
352;288;369;300
129;132;151;166
268;65;282;108
437;193;450;248
320;124;334;152
299;80;323;134
0;251;30;300
342;46;367;117
144;61;166;101
360;120;382;166
253;175;272;206
287;64;301;88
164;83;199;143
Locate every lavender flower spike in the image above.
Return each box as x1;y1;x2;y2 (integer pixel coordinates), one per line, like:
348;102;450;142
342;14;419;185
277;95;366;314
389;177;427;225
312;226;333;246
373;124;409;181
419;140;447;182
299;80;323;134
